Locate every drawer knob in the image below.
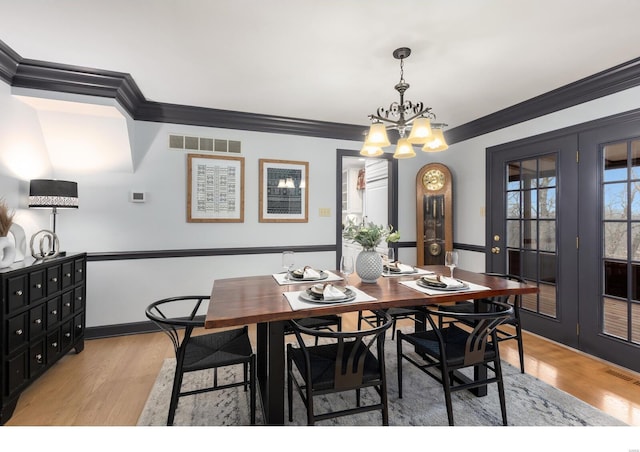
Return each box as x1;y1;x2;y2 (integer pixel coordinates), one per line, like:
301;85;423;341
65;332;71;338
51;277;58;282
65;272;71;277
35;283;42;289
77;268;83;273
51;309;57;315
34;318;42;325
65;302;71;307
51;342;58;347
35;354;43;363
15;329;23;336
15;289;23;296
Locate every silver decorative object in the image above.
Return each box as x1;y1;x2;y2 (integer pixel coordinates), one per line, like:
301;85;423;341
30;229;60;260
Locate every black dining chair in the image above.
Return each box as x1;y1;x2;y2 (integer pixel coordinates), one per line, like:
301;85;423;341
397;299;514;425
358;306;425;340
287;310;393;425
283;314;342;345
145;295;256;426
437;273;526;373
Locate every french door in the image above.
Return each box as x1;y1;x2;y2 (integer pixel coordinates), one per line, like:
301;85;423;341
489;120;640;372
488;135;579;346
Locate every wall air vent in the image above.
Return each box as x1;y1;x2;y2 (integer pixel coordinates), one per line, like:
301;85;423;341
169;134;241;154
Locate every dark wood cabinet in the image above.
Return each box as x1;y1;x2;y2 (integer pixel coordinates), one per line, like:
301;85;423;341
1;253;86;425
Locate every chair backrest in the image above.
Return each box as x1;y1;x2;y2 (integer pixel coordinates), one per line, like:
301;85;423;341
145;295;209;355
289;310;392;391
483;273;525;309
425;300;514;366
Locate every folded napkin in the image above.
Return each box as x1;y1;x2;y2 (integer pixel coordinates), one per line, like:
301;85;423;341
303;267;321;279
323;284;347;300
385;262;414;273
422;275;465;289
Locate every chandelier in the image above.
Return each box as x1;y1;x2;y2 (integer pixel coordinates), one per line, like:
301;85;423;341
361;47;448;159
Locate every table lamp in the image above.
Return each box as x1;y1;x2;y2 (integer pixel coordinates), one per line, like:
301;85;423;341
29;179;78;256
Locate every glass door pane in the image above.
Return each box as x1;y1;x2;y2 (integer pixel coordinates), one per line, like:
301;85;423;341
506;154;558;317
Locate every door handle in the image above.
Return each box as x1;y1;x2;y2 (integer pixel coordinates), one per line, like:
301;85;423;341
491;246;501;254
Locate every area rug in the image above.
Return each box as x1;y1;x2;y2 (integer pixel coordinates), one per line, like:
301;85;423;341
137;347;626;427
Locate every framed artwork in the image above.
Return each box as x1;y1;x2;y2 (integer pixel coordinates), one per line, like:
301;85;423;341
187;154;244;222
259;159;308;222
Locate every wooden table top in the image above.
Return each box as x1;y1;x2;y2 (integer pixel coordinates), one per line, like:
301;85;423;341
204;265;538;329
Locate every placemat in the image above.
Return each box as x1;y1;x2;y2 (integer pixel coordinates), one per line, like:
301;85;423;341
284;286;377;311
272;270;343;285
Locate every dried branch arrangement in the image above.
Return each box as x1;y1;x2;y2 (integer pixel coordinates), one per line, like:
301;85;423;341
0;199;14;237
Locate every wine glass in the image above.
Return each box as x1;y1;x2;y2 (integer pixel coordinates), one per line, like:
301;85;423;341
340;254;354;285
282;251;295;275
386;247;395;264
445;250;458;278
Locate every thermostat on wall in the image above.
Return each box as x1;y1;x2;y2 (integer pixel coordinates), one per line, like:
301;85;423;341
129;191;146;203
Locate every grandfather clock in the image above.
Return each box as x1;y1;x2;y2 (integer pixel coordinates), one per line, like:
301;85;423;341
416;163;453;266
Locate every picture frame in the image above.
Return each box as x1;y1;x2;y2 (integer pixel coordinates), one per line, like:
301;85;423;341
259;159;308;222
187;154;244;222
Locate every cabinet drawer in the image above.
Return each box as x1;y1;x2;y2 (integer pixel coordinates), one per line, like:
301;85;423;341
29;303;46;339
6;312;28;354
6;351;27;396
47;298;60;327
29;341;46;378
74;259;85;284
28;270;45;303
61;321;73;350
46;266;61;296
73;287;84;312
46;331;60;360
5;275;27;314
61;291;73;319
61;261;74;290
74;313;85;341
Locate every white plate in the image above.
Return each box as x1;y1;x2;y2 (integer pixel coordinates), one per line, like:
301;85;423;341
299;286;356;303
416;278;469;291
287;270;329;281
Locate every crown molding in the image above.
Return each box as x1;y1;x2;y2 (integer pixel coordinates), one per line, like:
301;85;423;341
2;38;640;143
135;101;365;141
0;39;20;84
445;56;640;144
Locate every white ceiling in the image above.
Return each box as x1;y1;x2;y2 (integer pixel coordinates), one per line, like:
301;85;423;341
2;0;640;130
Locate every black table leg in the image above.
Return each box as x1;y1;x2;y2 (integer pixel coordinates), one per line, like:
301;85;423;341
256;320;286;424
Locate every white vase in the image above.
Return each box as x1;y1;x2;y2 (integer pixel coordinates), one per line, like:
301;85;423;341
9;223;26;262
356;249;383;283
0;236;16;268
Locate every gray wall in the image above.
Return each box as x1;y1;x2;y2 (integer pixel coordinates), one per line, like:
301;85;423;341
2;79;640;328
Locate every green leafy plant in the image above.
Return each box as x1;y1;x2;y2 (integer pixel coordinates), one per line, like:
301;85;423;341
0;199;14;237
343;220;400;250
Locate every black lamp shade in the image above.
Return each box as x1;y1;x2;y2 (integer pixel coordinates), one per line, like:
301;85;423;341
29;179;79;208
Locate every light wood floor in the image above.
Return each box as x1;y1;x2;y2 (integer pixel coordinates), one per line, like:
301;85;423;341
5;313;640;426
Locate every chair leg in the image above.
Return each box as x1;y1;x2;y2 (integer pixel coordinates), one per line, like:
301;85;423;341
167;366;184;426
441;366;455;426
243;362;249;391
396;332;403;399
380;379;389;426
516;323;525;373
495;358;508;425
250;355;256;425
287;351;294;422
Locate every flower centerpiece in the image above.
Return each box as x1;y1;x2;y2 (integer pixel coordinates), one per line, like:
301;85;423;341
343;220;400;282
0;199;14;238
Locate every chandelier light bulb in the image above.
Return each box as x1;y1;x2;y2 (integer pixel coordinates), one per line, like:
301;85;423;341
407;117;433;144
393;138;416;159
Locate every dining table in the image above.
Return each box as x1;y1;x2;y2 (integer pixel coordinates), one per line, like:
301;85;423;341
205;265;538;425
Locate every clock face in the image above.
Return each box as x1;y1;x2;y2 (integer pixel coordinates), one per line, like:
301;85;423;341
422;169;445;191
